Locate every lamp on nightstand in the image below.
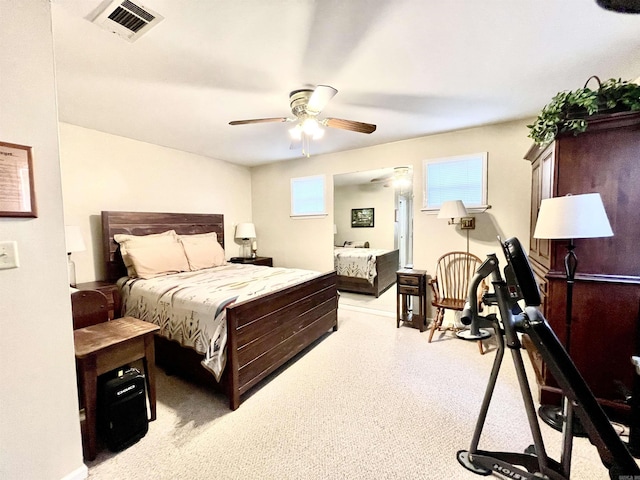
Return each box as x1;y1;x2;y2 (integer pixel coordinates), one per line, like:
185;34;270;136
64;225;86;287
235;223;256;259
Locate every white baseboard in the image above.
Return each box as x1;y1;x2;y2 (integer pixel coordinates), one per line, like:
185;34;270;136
60;464;88;480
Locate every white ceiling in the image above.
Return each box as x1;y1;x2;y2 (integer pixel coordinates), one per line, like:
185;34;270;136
51;0;640;167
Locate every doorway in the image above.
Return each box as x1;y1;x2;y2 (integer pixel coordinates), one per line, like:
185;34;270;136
395;191;413;268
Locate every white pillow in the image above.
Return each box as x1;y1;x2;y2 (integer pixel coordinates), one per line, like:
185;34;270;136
125;242;190;279
114;230;178;277
344;241;367;248
179;232;226;270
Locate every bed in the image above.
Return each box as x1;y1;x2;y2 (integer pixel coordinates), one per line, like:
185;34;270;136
334;244;399;297
101;211;338;410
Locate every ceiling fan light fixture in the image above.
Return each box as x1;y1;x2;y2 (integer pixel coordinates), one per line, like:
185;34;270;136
392;166;411;190
228;84;376;158
302;117;320;135
312;127;325;140
289;124;302;140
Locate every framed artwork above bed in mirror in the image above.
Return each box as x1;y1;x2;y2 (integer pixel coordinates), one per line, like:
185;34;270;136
351;207;374;228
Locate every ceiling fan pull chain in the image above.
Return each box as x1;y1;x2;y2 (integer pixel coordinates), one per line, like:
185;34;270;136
302;132;311;158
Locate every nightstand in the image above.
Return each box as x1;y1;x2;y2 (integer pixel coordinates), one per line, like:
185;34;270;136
74;281;120;319
396;269;427;331
229;256;273;267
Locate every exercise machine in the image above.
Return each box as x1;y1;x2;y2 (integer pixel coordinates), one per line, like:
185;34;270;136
456;237;640;479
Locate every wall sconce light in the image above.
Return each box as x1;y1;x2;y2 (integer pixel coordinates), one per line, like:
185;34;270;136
461;217;476;230
437;200;476;253
437;200;469;225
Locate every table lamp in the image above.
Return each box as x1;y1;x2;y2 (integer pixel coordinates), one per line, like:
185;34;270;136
65;225;86;287
235;223;256;258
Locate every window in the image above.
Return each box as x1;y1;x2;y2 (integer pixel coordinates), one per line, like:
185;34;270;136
422;152;488;211
290;175;327;217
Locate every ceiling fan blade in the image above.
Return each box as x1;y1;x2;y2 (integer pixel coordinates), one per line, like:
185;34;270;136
307;85;338;114
325;117;376;134
371;175;393;183
229;117;288;126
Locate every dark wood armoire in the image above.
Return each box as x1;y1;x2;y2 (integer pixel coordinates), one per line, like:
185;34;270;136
524;111;640;419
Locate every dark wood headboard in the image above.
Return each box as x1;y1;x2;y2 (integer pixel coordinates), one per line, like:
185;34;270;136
101;211;225;281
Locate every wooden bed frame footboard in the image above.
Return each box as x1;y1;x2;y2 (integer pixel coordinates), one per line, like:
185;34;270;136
226;271;338;409
337;249;399;297
101;211;338;410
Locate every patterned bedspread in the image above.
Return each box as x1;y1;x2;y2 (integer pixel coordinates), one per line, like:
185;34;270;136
118;264;320;381
333;247;390;284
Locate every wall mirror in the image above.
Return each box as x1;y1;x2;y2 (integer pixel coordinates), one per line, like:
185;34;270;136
333;167;413;311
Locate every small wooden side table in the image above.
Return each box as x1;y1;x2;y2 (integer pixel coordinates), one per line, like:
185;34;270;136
397;269;428;331
74;317;160;460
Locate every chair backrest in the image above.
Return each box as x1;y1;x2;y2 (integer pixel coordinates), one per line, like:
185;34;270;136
71;290;110;329
432;251;483;303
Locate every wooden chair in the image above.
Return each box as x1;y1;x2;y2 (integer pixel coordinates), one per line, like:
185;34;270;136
428;252;488;354
71;290;110;330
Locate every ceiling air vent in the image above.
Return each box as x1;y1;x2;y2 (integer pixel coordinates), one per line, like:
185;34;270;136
93;0;164;42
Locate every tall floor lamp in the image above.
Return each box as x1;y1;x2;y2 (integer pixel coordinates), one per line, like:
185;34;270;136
533;193;613;435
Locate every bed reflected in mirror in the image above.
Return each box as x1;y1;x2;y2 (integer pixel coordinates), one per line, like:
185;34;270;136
333;167;413;315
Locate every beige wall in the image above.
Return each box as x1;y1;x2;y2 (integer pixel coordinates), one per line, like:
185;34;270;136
334;184;396;249
0;1;86;479
59;123;253;282
251;120;533;275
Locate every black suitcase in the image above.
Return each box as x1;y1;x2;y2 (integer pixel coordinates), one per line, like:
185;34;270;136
98;367;149;452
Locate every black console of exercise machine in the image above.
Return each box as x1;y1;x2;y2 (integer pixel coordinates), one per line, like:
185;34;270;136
456;237;640;479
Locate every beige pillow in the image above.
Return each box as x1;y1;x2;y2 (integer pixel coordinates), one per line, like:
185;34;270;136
179;232;226;270
114;230;178;277
125;242;190;279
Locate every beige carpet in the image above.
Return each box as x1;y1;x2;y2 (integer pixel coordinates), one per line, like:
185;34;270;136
86;307;628;479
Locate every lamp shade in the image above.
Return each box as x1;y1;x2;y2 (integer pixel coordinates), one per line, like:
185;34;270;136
437;200;468;220
235;222;256;239
533;193;613;240
64;225;86;253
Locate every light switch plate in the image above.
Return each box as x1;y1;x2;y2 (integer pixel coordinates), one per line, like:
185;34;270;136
0;241;19;269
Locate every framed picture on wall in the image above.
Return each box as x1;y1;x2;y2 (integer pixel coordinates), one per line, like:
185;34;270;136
0;141;37;218
351;208;374;228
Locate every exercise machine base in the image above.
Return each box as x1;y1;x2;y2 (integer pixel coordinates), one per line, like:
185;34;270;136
539;404;588;437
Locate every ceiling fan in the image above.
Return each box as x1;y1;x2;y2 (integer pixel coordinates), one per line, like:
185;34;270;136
370;167;412;189
229;85;376;157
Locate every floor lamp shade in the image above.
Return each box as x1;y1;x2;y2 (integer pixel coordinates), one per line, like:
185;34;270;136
533;193;613;240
